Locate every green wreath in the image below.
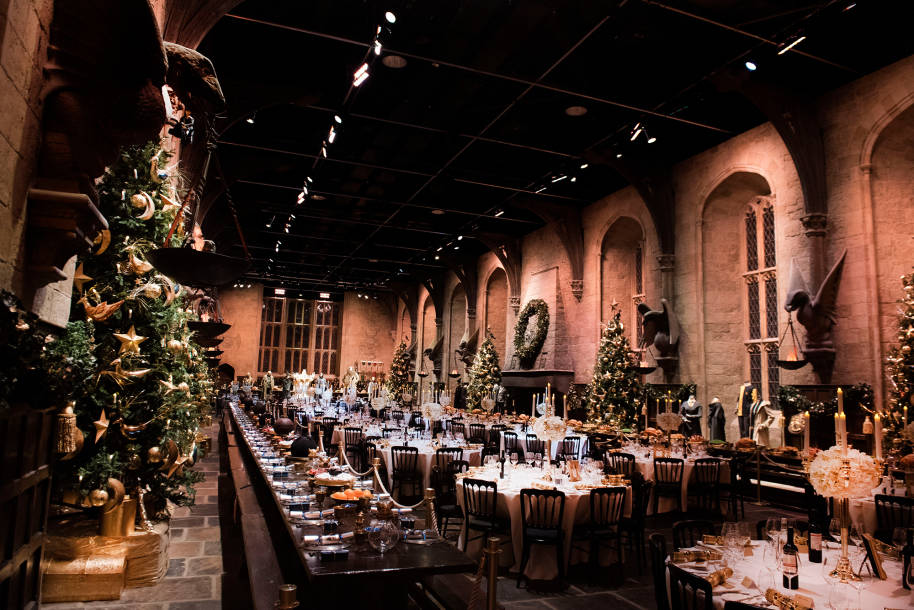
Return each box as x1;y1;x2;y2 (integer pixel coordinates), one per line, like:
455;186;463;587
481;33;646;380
513;299;549;368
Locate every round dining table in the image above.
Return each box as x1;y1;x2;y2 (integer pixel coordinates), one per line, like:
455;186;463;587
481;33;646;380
666;536;913;610
456;464;632;580
372;439;483;492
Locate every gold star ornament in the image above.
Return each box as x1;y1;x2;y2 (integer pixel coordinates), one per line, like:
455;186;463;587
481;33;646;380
94;409;110;443
113;325;147;355
73;263;93;293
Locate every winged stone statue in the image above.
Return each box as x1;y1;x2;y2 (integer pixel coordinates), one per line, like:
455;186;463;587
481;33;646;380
784;250;846;350
637;298;679;358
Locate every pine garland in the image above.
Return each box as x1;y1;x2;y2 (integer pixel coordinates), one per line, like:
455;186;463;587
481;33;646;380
585;310;642;427
466;331;501;409
513;299;549;368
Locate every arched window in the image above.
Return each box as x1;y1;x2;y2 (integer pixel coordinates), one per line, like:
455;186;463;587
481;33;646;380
744;197;779;401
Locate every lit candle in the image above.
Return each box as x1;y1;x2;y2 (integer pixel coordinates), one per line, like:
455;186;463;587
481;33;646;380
874;412;883;461
531;395;535;418
839;412;847;456
905;405;909;427
803;410;810;449
834;413;839;442
837;387;844;417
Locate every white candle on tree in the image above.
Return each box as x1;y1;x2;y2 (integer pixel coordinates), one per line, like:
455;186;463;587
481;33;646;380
874;412;883;461
803;410;810;449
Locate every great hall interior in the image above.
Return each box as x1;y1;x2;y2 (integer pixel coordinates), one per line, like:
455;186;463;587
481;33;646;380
2;1;914;609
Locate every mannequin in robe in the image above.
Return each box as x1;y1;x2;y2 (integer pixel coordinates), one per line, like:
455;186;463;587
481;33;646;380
707;397;726;441
679;395;702;437
282;373;293;401
262;371;274;399
454;382;467;411
367;377;378;399
737;382;753;438
750;396;776;447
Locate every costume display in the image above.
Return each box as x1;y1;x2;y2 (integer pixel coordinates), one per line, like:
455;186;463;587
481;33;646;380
679;395;702;437
707;397;726;441
282;373;293;401
750;398;776;447
736;382;753;438
262;371;274;399
454;382;467;411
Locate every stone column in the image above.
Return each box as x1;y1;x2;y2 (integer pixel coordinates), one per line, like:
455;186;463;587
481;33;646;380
657;254;675;301
800;213;828;289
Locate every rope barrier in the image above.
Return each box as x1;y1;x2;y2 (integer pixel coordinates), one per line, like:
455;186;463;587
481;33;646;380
467;546;487;610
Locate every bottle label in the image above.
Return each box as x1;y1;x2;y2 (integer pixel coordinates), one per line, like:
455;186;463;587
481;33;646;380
810;533;821;551
783;554;797;574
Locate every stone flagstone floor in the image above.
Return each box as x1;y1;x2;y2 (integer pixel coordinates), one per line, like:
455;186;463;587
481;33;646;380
44;423;224;610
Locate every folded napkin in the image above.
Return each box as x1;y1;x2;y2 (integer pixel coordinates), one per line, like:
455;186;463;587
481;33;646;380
765;588;813;610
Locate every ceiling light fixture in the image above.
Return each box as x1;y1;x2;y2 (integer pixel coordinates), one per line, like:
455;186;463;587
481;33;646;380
321;144;328;157
374;40;382;55
333;115;342;124
431;209;445;215
552;175;567;183
494;209;504;217
580;163;589;169
385;11;396;23
744;60;758;71
777;35;806;55
434;255;440;260
382;55;407;69
647;135;657;144
616;153;623;159
353;63;370;86
328;126;336;143
246;115;255;124
454;246;459;250
457;235;463;241
570;177;577;182
630;122;643;141
535;186;546;193
565;105;588;117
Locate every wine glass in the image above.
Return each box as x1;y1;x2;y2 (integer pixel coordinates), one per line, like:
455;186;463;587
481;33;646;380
766;518;781;543
829;518;842;547
891;527;906;549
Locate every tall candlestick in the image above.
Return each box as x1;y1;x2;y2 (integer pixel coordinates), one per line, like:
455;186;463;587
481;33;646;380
531;395;535;418
839;412;847;456
834;413;839;442
803;411;810;449
874;412;883;461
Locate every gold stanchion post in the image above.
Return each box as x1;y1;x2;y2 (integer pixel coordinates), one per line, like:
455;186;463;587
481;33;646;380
486;536;501;610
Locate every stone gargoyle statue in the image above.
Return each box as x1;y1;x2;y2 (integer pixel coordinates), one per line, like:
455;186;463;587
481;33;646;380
784;250;846;382
637;298;679;374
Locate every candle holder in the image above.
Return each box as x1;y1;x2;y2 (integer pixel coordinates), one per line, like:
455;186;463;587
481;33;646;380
829;459;861;583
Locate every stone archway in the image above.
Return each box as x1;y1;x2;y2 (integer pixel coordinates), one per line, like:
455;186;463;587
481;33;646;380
484;267;509;367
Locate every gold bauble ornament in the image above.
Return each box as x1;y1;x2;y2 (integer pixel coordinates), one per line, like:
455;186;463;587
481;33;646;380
88;488;109;507
167;339;184;354
130;193;148;209
130;192;155;220
126;445;142;470
904;345;912;354
147;446;163;463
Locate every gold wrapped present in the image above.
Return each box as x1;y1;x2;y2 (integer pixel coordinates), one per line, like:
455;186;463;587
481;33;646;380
42;532;126;602
765;588;813;610
705;566;732;586
671;549;723;563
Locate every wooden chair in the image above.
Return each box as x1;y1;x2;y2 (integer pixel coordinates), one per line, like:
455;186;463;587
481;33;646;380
382;426;398;439
668;563;713;610
364;442;387;483
620;471;654;572
518;489;566;588
652;457;685;514
573;487;626;578
435;459;470;539
525;434;545;465
559;436;581;460
503;431;523;459
672;519;716;550
391;445;421;503
434;447;464;471
344;427;364;469
451;422;466;439
689;458;722;516
648;532;669;610
606;452;636;477
461;478;508;552
874;494;914;543
468;423;487;443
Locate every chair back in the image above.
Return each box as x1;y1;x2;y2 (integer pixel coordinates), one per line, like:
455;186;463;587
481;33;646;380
520;488;566;531
606;452;636;477
526;434;545;457
648;533;669;610
322;416;338;426
668;564;713;610
503;431;519;452
693;458;721;486
462;478;498;521
559;436;581;459
447;459;470;476
344;427;363;447
630;472;654;525
469;423;487;443
589;487;626;528
874;494;914;543
435;447;463;470
487;428;503;447
382;427;397;439
391;410;404;422
490;424;507;432
672;519;716;550
654;457;685;485
451;422;466;438
391;445;419;474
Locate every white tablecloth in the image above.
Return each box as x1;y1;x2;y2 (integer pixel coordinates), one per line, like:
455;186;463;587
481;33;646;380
374;440;482;492
666;539;912;610
456;467;632;580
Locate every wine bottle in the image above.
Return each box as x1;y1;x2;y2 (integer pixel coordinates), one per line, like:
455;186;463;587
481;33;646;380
808;515;822;564
903;528;914;590
782;526;799;590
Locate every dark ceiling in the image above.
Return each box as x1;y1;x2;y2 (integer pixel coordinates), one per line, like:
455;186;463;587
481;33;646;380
197;0;913;296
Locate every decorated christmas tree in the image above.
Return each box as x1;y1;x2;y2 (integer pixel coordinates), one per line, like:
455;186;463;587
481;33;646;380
386;340;412;399
52;143;210;516
466;331;502;409
884;271;914;454
585;309;642;427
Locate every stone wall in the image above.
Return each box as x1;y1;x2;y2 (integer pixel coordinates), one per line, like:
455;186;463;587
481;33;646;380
218;285;262;379
338;292;396;381
0;0;52;304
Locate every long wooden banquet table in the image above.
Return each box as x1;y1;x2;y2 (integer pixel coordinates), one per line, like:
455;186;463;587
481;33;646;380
228;405;475;607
